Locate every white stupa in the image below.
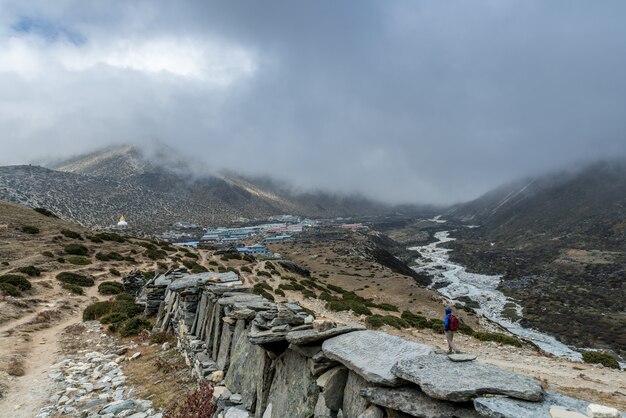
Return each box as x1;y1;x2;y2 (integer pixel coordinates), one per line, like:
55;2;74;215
116;215;128;228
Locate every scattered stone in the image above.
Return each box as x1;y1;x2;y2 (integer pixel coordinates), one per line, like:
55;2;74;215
322;330;432;385
100;399;136;415
161;342;170;351
393;354;543;402
213;386;232;401
130;352;142;361
211;370;225;383
587;404;621;418
224;406;250;418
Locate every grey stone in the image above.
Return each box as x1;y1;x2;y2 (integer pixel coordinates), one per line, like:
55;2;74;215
317;366;348;411
309;351;338;376
357;405;384;418
361;386;479;418
248;327;288;345
322;330;432;385
225;328;270;413
225;407;250;418
315;394;338;418
217;322;235;370
266;349;319;418
449;353;477;362
287;326;366;345
230;393;243;404
100;400;135;415
392;354;543;402
342;371;369;418
474;391;611;418
288;344;322;358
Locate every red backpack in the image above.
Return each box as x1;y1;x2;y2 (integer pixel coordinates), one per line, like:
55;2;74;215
449;314;460;331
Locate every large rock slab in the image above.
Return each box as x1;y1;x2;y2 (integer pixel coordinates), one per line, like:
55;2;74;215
361;386;479;418
225;328;269;413
474;392;624;418
342;371;369;418
317;366;348;411
393;354;543;402
287;325;365;345
266;349;319;418
322;331;432;386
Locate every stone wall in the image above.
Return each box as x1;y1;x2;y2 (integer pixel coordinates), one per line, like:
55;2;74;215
148;273;624;418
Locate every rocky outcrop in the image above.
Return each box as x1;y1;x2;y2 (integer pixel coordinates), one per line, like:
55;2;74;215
147;272;623;418
392;354;543;402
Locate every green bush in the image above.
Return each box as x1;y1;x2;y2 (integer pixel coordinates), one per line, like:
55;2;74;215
87;235;103;243
136;241;157;250
96;252;124;261
1;261;9;266
253;282;272;292
67;256;91;265
400;311;430;328
257;271;272;278
0;282;20;296
376;303;399;312
42;251;54;258
327;300;372;316
64;243;89;256
429;319;445;333
326;284;345;293
145;248;167;260
83;302;114;320
17;265;41;277
34;207;57;217
56;272;94;287
265;261;276;270
302;289;317;299
115;293;135;303
185;252;199;259
95;232;125;243
109;268;121;276
182;259;196;270
62;283;84;295
582;351;620;369
274;288;285;297
21;225;40;234
319;291;333;302
191;264;208;274
367;315;409;329
0;274;32;290
100;312;128;324
240;266;252;273
98;281;124;295
208;261;219;266
474;332;522;347
459;323;475;335
57;257;65;263
119;317;151;337
61;229;83;240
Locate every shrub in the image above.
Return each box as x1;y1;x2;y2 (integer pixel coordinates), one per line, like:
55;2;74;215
145;248;167;260
257;271;271;278
119;317;151;337
165;380;215;418
109;268;121;276
0;274;32;290
17;265;41;276
582;351;620;369
319;291;333;302
0;282;20;297
87;235;103;243
429;319;445;333
83;302;114;320
62;283;84;295
459;323;475;336
401;311;430;328
115;292;135;303
56;272;94;287
302;289;317;299
265;261;276;270
1;261;9;266
254;282;272;292
21;225;40;234
240;266;252;273
150;331;174;344
185;252;199;259
327;300;372;316
98;281;124;295
95;232;125;243
208;261;219;266
274;288;285;297
42;251;54;258
96;251;125;262
100;312;128;324
61;229;83;240
367;315;410;329
136;241;157;250
474;332;522;347
191;264;208;274
376;303;399;312
326;284;345;293
57;257;65;263
34;207;57;217
64;243;89;256
67;256;91;265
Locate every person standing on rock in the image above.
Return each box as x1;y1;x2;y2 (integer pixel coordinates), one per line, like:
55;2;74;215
444;306;460;354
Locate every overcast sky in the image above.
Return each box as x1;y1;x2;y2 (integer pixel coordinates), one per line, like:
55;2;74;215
1;1;625;205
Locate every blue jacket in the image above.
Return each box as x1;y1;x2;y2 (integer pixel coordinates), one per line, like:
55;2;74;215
444;307;452;331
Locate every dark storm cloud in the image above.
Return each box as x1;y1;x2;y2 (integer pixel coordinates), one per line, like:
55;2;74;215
1;1;625;204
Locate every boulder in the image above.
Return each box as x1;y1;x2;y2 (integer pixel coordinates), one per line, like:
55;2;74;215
360;386;479;418
342;371;369;418
287;325;366;345
266;349;319;418
393;354;543;402
322;331;432;385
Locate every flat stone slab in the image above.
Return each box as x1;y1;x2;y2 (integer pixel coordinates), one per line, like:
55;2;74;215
449;353;477;362
286;325;365;345
474;392;625;418
361;386;479;418
393;354;543;402
322;330;432;386
248;328;288;344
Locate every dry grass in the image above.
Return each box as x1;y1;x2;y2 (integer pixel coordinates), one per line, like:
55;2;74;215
6;357;25;376
124;343;196;410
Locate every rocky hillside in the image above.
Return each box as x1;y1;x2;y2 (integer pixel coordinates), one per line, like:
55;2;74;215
0;145;424;233
442;160;626;355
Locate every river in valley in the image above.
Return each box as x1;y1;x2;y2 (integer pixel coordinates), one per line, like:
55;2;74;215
410;230;583;361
